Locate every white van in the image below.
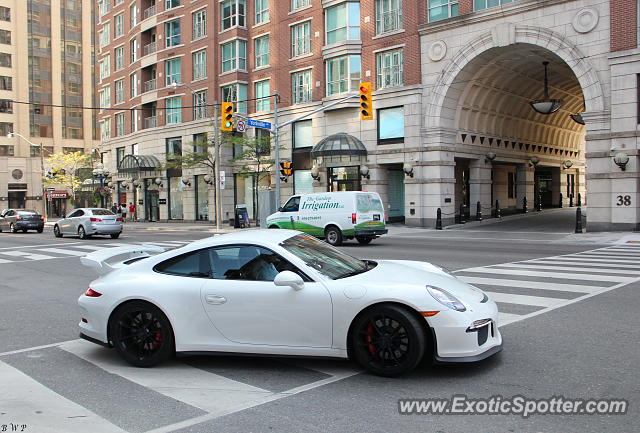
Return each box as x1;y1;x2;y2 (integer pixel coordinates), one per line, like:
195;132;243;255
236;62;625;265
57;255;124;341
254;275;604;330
266;191;388;245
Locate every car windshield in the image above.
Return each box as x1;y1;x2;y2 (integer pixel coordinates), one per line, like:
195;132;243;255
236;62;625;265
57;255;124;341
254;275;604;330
91;209;115;215
280;234;375;279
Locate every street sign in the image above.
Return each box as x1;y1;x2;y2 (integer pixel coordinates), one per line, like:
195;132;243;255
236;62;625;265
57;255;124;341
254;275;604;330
247;119;272;130
236;120;246;132
220;171;226;190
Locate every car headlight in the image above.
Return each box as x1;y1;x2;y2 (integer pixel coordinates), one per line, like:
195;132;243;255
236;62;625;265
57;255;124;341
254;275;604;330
426;285;466;312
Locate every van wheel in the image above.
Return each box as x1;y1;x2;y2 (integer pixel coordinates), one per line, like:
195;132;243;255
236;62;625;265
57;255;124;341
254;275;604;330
325;225;343;246
356;236;373;245
268;225;279;229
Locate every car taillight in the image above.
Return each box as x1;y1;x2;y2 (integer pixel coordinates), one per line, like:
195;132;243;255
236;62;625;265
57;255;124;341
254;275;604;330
116;217;123;222
352;213;357;224
90;217;102;222
16;216;22;220
40;215;45;221
84;288;102;297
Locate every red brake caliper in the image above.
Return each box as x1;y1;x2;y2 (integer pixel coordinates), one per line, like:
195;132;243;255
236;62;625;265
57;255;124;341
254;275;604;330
366;323;376;356
152;332;163;350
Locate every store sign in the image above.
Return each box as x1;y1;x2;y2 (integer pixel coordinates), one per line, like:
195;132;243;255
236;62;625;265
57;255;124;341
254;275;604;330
220;171;226;190
47;190;69;199
158;198;167;205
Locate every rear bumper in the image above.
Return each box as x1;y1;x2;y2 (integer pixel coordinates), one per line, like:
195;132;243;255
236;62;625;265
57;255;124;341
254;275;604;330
88;223;122;234
15;221;44;230
354;229;388;237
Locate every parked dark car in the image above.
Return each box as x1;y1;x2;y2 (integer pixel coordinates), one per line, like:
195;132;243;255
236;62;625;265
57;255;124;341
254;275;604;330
0;209;45;233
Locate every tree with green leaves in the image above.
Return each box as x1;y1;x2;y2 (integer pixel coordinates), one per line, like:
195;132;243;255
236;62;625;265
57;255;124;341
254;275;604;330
44;151;93;205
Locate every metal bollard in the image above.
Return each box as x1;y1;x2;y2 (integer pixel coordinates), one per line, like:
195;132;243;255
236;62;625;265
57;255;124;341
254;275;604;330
537;194;542;211
495;200;501;218
523;196;528;213
476;201;482;221
577;193;582;207
575;207;583;233
436;208;442;230
459;204;466;224
559;193;563;208
569;194;574;207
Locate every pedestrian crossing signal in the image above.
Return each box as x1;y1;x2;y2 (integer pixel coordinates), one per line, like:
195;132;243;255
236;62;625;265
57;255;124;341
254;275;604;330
221;102;234;131
280;161;293;182
359;82;373;120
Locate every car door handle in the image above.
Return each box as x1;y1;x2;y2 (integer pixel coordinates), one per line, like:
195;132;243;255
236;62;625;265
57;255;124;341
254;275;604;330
205;295;227;305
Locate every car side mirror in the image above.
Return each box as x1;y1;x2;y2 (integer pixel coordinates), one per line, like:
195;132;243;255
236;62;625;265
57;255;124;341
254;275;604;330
278;207;283;212
274;270;304;291
61;213;66;219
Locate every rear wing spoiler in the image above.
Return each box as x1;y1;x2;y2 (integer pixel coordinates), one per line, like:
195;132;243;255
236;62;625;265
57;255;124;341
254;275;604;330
80;244;166;275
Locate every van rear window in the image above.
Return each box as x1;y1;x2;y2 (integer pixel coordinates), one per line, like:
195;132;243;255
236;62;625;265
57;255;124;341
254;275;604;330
357;194;384;213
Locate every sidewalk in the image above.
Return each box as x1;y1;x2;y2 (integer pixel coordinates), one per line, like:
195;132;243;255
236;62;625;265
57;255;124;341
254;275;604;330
44;219;255;234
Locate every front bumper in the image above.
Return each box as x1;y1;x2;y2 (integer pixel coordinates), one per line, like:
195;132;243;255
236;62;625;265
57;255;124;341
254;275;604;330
354;229;388;236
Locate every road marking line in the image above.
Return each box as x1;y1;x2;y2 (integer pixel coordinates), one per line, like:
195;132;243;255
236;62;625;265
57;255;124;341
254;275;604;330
461;267;634;283
528;259;640;269
142;241;188;247
0;242;82;251
570;253;640;261
486;292;566;307
0;339;80;357
458;276;596;293
0;251;56;260
599;248;640;254
66;245;109;251
498;312;522;326
0;258;12;263
37;248;88;257
539;256;640;264
489;263;640;276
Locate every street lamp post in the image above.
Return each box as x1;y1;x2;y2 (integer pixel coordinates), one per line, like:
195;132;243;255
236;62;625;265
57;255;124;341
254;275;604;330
7;132;48;220
92;164;109;208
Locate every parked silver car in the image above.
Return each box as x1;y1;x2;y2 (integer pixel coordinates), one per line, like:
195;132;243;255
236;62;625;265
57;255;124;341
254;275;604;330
54;208;123;239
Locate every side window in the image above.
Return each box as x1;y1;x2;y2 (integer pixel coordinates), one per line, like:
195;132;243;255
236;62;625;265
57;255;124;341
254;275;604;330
154;249;212;278
75;210;85;217
211;246;301;281
282;196;300;212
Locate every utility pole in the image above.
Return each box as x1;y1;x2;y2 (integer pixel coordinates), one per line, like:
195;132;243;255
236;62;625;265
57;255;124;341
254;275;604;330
273;92;280;206
213;103;222;230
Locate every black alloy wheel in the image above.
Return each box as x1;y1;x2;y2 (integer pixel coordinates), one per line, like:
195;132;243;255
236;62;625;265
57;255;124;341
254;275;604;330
110;233;120;239
109;301;175;367
351;305;426;377
78;226;87;239
10;223;17;233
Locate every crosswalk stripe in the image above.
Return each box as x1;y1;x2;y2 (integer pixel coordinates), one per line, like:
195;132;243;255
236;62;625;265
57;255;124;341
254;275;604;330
461;267;633;283
570;253;640;261
529;259;640;269
0;258;11;264
0;360;127;433
0;251;56;260
498;312;523;326
490;263;640;276
66;245;109;251
458;276;595;293
60;340;275;417
37;248;88;257
487;292;564;307
143;241;188;247
599;249;640;255
540;256;640;265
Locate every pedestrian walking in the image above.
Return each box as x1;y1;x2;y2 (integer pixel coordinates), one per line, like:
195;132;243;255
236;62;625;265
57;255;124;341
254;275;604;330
128;202;135;222
120;203;127;222
111;203;118;214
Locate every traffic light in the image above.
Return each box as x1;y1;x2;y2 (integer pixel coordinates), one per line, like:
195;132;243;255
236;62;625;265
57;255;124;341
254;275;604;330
280;161;293;182
359;82;373;120
221;102;234;131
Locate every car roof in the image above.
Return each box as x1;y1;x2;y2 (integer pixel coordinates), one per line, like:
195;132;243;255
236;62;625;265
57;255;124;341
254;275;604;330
189;229;300;248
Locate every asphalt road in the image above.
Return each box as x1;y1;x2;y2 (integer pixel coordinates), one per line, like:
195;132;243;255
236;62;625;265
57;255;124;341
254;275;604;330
1;216;638;433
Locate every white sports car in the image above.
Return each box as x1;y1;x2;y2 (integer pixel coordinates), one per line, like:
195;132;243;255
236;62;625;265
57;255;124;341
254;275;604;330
78;230;502;376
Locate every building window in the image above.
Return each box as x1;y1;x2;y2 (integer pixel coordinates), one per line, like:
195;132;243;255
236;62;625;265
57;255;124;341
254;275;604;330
0;122;12;135
165;97;182;124
116;147;126;167
165;19;181;47
0;144;14;156
115;79;125;104
168;177;184;220
0;53;10;67
375;0;402;34
255;80;270;112
130;3;139;28
100;119;111;140
325;2;360;44
193;50;207;80
474;0;514;11
193;133;208;153
166;0;180;9
115;46;125;71
193;9;206;40
130;73;138;98
99;86;111;109
377;106;404;143
376;49;403;89
0;6;10;22
326;55;361;96
222;83;247;113
131;110;139;132
99;54;110;80
255;0;269;24
428;0;458;22
292;69;312;104
255;35;269;68
130;39;138;62
291;0;311;11
0;99;12;113
193;90;207;119
291;21;311;58
114;14;124;38
99;26;110;48
0;75;11;90
165;57;181;86
293;120;312;148
98;0;110;17
115;113;125;136
166;136;182;158
221;40;247;72
221;0;246;30
0;30;10;45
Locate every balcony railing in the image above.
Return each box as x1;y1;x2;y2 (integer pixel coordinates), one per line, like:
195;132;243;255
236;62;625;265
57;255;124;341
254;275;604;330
143;5;157;20
143;41;157;57
144;116;157;129
143;78;157;93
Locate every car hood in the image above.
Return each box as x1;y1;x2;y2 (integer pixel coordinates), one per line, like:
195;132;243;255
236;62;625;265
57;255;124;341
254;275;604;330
345;259;485;304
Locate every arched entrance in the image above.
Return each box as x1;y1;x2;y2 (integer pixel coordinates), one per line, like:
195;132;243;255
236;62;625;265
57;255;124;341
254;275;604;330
421;25;605;227
311;133;368;192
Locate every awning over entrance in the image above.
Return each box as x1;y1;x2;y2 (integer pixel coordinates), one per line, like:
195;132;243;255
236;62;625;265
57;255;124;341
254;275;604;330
311;133;367;166
118;155;162;173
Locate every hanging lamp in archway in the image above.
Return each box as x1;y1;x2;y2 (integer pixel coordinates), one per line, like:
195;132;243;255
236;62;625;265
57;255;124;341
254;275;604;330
530;61;564;115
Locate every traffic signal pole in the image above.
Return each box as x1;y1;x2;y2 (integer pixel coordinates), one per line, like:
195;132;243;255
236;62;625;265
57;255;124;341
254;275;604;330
273;93;280;208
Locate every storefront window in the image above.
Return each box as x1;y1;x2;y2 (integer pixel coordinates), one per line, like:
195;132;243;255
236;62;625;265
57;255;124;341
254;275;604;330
294;170;314;194
168;177;184;219
328;166;360;191
195;175;209;220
